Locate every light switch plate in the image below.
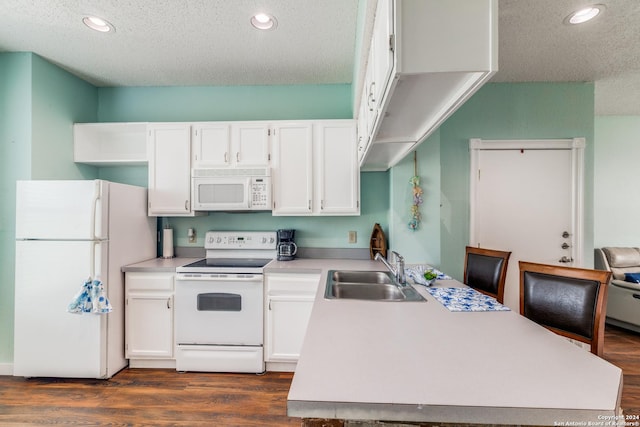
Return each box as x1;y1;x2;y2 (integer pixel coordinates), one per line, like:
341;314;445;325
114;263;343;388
348;231;357;244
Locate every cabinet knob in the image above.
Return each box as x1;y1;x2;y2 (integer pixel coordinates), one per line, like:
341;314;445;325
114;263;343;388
184;200;189;211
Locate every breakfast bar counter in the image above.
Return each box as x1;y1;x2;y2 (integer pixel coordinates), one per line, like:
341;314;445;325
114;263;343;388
286;261;623;425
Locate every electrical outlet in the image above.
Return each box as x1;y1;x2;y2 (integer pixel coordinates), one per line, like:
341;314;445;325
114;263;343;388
188;228;196;243
348;231;357;244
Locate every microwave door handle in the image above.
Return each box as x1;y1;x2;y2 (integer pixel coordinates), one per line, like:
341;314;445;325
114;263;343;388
247;178;252;209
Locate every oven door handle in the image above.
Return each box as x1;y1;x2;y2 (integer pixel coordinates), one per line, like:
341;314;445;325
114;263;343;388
176;273;263;282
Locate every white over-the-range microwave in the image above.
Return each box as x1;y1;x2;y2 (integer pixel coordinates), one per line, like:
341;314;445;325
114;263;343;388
192;168;272;211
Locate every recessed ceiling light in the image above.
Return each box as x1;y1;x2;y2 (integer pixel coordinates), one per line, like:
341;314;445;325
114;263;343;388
250;13;277;30
83;15;115;33
564;4;605;25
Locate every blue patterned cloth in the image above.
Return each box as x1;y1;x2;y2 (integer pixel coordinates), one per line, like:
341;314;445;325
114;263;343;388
426;287;510;312
405;265;452;286
67;278;112;315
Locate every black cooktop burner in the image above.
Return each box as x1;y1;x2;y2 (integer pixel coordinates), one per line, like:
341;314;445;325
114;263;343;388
182;258;273;269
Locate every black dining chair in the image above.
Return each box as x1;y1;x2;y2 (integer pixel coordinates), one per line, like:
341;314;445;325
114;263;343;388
519;261;611;356
464;246;511;303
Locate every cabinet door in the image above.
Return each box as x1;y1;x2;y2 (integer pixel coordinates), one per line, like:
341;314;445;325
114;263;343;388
272;123;313;215
265;295;315;362
372;0;394;108
357;92;370;163
233;123;270;167
147;124;192;216
126;293;174;358
315;121;360;215
192;123;231;167
364;47;378;137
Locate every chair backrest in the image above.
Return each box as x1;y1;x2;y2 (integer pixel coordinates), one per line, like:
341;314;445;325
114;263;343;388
519;261;611;356
464;246;511;303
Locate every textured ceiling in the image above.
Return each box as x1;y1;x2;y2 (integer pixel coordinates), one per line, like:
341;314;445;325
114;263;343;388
0;0;359;87
0;0;639;115
494;0;640;115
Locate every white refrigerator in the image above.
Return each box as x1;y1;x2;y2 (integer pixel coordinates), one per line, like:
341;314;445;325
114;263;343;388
14;180;156;378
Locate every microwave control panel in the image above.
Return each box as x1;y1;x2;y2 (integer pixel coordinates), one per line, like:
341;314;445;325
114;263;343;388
251;177;271;209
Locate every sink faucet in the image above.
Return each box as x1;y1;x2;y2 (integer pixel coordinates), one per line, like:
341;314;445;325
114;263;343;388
374;251;406;285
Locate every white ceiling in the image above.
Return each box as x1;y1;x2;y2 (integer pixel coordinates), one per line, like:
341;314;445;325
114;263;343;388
0;1;638;115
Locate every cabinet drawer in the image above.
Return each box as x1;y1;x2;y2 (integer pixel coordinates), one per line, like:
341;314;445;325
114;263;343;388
126;272;174;292
265;273;320;294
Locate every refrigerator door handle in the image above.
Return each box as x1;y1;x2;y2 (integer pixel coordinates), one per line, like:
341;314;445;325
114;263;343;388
90;181;101;240
90;241;97;279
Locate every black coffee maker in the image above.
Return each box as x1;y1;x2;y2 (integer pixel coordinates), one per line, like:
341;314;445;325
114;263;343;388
277;229;297;261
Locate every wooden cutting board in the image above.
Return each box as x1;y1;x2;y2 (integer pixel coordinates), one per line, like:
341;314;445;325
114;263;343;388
369;223;387;260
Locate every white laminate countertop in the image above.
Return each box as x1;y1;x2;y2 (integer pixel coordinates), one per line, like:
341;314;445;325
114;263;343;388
286;261;624;425
121;257;201;272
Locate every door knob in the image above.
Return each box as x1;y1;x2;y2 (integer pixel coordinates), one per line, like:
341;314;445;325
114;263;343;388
559;256;573;263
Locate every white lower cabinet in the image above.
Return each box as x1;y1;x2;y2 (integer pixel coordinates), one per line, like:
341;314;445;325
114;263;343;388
125;272;176;368
264;273;320;371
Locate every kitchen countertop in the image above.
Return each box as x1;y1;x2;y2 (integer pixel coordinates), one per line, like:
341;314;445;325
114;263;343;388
287;261;624;425
264;258;380;275
121;257;201;272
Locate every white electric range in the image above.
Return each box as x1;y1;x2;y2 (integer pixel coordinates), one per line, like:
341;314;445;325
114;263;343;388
175;231;277;373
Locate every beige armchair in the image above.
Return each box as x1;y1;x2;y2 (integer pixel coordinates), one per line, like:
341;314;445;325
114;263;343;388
594;247;640;333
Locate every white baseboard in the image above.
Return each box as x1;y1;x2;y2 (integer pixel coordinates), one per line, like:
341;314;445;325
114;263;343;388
265;361;296;372
129;359;176;369
0;363;14;376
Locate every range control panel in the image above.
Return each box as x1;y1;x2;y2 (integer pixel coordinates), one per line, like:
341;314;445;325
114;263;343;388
204;231;277;250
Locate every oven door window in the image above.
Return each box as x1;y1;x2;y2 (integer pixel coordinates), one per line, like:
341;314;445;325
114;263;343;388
197;293;241;311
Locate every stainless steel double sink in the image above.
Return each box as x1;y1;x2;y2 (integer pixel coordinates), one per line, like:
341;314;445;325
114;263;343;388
324;270;426;302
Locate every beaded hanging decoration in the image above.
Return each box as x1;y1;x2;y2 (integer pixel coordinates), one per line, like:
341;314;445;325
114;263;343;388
408;152;423;231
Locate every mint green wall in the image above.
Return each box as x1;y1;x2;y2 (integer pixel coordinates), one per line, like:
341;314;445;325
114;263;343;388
0;53;32;366
434;82;595;280
594;116;640;247
97;84;390;249
31;54;98;179
166;171;389;248
98;85;351;122
388;130;441;266
0;53;98;366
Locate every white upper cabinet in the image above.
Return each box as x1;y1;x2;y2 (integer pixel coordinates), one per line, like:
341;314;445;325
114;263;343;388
271;123;314;215
360;0;498;170
273;120;359;216
191;123;230;167
192;122;270;168
234;123;271;167
371;0;394;116
314;121;360;215
147;123;197;216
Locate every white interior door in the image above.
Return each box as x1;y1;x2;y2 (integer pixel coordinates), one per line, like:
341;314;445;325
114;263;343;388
470;138;584;310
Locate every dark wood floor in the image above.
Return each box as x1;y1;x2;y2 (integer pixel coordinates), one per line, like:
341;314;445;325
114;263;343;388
603;324;640;416
0;370;300;426
0;324;639;426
